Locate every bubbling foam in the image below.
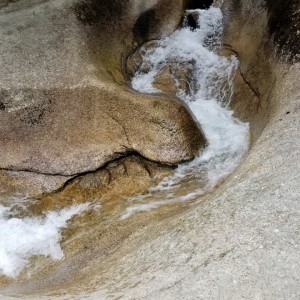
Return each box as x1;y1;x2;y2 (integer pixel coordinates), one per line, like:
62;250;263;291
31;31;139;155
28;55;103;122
0;203;90;278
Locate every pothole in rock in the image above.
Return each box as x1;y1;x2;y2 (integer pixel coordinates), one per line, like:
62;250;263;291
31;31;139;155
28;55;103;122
0;5;251;286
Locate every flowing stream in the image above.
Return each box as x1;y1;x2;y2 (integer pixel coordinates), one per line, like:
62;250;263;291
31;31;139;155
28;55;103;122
123;7;249;218
0;7;249;280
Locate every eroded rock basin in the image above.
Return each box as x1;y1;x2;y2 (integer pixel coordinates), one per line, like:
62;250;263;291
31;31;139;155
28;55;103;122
0;0;300;299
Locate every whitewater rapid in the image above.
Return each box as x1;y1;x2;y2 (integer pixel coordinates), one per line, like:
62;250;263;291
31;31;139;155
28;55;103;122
0;202;90;278
123;7;249;218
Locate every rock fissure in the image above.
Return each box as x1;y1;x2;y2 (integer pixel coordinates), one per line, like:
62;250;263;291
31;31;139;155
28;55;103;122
238;66;262;110
0;151;177;199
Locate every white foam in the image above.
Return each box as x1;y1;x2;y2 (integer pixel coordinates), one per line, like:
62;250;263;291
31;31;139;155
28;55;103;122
125;7;250;218
0;203;90;278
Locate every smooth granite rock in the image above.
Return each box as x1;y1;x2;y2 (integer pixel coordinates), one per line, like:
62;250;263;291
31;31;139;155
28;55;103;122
0;0;299;299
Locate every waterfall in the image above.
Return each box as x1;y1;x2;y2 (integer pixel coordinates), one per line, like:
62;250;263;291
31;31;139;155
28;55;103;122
122;7;249;219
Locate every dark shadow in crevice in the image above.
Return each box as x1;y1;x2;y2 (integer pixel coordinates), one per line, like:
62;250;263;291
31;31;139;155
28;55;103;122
186;0;213;10
35;151;176;198
266;0;300;62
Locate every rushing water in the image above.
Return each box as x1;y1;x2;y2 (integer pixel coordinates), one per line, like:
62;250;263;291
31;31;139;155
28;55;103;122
123;7;249;218
0;7;249;279
0;203;90;278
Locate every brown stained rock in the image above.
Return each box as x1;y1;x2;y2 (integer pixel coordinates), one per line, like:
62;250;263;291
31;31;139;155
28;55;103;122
30;155;173;213
0;170;71;198
0;85;205;176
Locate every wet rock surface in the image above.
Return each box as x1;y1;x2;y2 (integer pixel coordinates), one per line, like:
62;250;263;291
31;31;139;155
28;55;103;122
30;155;173;213
126;40;195;97
0;0;300;299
